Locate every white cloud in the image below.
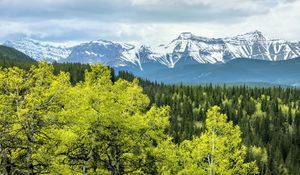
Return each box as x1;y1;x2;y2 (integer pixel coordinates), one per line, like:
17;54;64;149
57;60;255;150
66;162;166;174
130;0;300;43
130;0;277;13
244;0;300;41
130;0;161;6
0;0;299;45
0;21;31;38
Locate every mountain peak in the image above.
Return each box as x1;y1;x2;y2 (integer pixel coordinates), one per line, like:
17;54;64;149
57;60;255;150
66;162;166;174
178;32;194;40
250;30;262;35
238;30;264;37
89;39;113;45
235;30;267;43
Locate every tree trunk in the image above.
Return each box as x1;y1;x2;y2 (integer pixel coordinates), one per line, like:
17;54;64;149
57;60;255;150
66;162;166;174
83;160;88;175
110;143;123;175
1;145;12;175
210;128;215;175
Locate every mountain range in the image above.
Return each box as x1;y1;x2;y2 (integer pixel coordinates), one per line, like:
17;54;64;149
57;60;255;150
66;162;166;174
3;30;300;70
2;31;300;86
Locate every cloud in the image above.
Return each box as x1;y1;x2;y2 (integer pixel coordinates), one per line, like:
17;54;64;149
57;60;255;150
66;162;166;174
242;0;300;40
0;0;274;22
131;0;161;6
0;0;299;45
130;0;277;13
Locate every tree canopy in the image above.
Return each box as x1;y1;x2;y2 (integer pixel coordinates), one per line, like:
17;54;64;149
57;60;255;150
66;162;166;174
0;63;258;174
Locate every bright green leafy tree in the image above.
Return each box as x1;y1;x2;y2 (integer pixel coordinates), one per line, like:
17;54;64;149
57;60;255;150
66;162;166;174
178;106;258;175
0;62;70;174
52;64;171;174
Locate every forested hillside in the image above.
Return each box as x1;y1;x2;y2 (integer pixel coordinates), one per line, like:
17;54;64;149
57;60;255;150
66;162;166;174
0;47;116;85
119;71;300;175
0;45;36;69
0;51;299;174
0;62;257;174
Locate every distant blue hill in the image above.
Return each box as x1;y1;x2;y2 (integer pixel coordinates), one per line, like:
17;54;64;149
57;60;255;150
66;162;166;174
116;57;300;86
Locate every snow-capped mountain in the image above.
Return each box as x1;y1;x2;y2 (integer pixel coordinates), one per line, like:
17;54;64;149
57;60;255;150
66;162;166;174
224;31;300;61
144;32;230;68
65;39;141;68
4;38;71;62
3;31;300;69
144;30;300;68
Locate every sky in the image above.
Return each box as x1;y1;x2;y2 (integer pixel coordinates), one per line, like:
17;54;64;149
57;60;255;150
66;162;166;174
0;0;299;45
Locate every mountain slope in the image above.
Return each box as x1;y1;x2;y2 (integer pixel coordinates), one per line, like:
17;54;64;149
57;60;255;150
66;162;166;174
224;31;300;61
0;45;36;69
64;39;141;68
142;32;229;68
0;45;36;62
143;30;300;68
4;38;71;62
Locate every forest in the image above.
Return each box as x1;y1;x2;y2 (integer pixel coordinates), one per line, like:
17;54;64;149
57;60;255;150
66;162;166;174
0;57;299;174
118;71;300;175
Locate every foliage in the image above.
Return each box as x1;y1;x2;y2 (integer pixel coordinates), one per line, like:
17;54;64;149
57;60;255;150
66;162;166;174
177;106;258;175
0;63;258;174
0;62;70;174
119;70;300;175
